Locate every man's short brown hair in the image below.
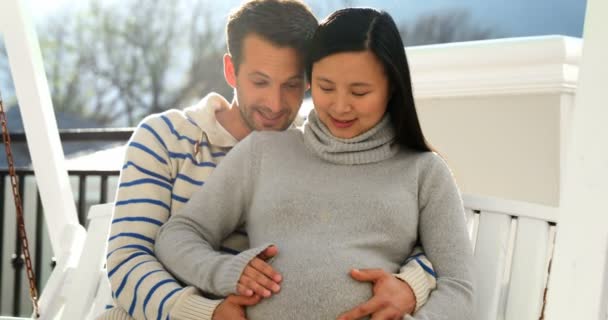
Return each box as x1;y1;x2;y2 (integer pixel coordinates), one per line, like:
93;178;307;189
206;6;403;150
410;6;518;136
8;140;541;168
226;0;318;72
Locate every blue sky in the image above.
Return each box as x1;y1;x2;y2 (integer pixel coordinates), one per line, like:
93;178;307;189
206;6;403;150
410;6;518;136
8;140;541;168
396;0;586;37
314;0;587;38
26;0;587;38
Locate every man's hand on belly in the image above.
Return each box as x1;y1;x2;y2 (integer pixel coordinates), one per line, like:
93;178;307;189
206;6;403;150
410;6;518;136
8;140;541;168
336;268;416;320
237;245;283;298
213;294;261;320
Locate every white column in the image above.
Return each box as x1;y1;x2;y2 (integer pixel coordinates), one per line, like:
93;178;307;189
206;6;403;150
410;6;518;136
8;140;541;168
545;0;608;318
0;1;83;259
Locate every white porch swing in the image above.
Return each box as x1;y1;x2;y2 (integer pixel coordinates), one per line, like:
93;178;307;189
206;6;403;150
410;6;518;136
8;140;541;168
0;0;606;319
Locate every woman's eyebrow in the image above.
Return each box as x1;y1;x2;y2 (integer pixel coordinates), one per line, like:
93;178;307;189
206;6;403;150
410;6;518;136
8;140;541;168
351;82;372;87
315;76;334;84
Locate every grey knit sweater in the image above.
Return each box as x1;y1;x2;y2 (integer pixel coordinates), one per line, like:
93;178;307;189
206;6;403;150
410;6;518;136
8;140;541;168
156;112;474;320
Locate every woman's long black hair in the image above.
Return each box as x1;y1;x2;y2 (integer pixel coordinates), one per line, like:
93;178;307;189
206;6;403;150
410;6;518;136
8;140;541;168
307;8;432;152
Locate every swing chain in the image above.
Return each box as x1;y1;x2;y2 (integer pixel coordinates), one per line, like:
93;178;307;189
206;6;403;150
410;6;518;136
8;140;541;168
0;92;40;318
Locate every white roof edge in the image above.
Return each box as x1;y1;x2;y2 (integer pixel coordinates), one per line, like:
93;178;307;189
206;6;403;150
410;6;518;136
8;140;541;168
407;35;583;98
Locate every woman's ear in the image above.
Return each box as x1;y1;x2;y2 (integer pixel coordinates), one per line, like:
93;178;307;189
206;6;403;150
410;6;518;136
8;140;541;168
223;54;237;88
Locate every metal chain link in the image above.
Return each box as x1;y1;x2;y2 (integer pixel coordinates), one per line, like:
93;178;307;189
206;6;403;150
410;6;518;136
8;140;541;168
0;92;40;318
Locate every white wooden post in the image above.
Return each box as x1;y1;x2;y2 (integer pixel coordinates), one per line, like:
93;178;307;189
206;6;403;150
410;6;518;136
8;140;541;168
544;0;608;318
63;203;114;320
0;0;83;258
0;0;86;316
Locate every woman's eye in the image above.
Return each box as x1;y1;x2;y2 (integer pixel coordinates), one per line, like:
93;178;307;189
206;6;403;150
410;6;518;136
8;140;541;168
319;87;334;92
352;92;369;97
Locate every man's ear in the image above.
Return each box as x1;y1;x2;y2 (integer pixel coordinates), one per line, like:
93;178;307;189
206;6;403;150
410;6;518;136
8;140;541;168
223;54;237;88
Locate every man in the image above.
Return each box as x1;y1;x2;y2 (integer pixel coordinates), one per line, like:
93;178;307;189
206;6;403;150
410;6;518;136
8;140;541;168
102;1;436;319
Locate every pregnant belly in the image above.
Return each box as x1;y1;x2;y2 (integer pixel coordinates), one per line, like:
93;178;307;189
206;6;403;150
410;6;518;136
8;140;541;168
246;252;389;320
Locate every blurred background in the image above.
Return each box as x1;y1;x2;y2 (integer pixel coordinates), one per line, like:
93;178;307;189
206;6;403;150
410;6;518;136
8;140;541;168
0;0;587;128
0;0;589;317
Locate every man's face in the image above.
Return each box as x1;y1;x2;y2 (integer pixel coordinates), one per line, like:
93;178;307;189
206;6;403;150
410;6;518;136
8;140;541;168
230;33;307;131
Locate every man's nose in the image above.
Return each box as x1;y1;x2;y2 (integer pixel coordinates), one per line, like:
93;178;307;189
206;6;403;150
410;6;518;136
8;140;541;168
266;87;282;113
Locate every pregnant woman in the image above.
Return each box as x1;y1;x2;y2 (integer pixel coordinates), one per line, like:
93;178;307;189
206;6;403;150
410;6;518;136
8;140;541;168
156;7;474;320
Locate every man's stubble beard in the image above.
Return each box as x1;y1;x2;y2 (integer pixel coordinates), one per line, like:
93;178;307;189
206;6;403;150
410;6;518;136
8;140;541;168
238;103;294;131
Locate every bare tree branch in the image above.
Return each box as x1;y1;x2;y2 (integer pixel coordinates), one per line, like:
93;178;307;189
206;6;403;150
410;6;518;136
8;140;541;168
399;8;500;46
24;2;498;127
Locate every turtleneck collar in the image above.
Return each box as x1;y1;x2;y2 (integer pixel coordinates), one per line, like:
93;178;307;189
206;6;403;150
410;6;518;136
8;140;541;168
303;110;399;165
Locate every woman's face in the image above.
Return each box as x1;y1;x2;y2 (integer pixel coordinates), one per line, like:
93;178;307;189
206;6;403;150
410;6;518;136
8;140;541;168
311;50;391;139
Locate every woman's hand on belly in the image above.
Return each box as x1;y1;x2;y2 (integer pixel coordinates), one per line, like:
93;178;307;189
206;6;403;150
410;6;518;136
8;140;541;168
237;245;283;298
336;269;415;320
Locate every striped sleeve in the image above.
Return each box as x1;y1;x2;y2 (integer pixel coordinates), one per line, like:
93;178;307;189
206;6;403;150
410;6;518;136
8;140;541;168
106;114;221;320
394;247;437;312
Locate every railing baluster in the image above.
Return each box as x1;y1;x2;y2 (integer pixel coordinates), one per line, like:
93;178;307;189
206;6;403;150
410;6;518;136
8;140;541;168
35;191;43;290
12;174;25;316
0;174;5;307
78;175;87;227
100;174;108;204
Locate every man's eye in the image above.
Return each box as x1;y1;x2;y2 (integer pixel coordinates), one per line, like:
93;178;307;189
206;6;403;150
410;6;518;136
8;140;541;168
286;83;302;89
253;81;268;87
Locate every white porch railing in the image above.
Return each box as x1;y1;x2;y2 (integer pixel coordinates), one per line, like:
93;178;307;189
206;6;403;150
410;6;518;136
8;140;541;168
464;194;558;319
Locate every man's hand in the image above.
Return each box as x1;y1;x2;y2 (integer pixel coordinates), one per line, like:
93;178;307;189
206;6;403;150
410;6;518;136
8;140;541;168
212;294;261;320
337;268;416;320
237;245;282;298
